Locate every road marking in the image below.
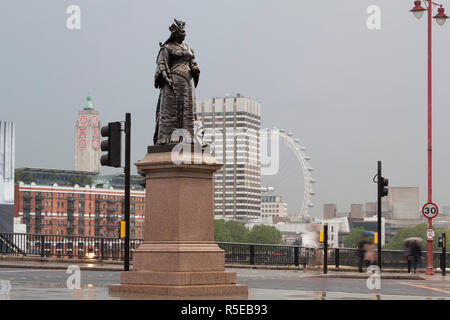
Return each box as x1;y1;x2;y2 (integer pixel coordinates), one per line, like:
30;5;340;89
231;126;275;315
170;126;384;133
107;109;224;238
399;282;450;295
316;292;326;300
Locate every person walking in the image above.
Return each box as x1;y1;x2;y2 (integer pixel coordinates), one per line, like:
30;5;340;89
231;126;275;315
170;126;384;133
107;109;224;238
357;237;369;272
410;240;422;274
404;242;413;273
363;240;377;266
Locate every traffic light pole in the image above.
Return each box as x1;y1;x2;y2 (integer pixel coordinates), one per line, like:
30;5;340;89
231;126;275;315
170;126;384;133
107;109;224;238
124;113;131;271
323;224;328;274
377;161;382;271
443;233;446;276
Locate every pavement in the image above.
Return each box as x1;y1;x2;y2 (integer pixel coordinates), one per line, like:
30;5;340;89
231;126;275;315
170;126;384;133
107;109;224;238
0;256;449;300
0;257;122;272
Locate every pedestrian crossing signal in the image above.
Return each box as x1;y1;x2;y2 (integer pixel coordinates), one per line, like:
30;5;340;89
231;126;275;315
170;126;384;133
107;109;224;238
438;237;445;248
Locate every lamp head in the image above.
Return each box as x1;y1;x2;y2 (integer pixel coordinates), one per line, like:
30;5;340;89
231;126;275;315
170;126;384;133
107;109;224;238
434;7;449;26
410;0;426;19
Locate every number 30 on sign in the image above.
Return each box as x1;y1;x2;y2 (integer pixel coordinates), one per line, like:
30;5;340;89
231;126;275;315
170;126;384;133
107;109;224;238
422;202;439;219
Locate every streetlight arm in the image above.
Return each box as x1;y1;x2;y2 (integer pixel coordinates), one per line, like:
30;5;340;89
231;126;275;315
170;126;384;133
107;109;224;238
431;1;445;8
421;1;445;9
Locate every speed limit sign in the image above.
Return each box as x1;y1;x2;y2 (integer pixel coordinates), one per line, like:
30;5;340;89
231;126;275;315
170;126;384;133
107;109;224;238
422;202;439;219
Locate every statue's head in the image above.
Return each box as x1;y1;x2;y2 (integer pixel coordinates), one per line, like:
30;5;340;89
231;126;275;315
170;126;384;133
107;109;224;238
169;19;186;43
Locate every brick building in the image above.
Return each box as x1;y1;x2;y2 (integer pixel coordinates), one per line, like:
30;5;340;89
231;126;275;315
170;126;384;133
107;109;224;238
14;181;145;239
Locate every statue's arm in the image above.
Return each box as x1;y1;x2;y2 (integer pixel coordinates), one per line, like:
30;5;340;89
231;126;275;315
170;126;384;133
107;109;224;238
154;47;172;89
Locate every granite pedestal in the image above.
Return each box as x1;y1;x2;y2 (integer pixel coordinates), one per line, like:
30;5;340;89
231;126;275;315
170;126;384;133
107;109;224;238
109;144;248;298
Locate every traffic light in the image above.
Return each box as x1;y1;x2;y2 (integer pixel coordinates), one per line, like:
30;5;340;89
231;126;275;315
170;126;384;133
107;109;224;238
376;161;388;270
380;176;389;197
100;122;122;167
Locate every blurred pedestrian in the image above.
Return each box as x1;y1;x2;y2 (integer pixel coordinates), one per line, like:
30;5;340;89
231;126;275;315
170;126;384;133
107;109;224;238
358;237;369;272
363;240;377;266
410;240;422;274
404;242;412;273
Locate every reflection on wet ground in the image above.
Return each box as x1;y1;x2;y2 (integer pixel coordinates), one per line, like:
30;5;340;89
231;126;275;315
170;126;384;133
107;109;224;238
0;268;449;300
0;281;114;300
0;282;448;300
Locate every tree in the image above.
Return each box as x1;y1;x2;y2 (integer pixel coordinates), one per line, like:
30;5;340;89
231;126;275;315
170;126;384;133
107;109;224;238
14;170;22;183
214;219;232;242
225;220;249;243
49;172;56;183
247;225;282;244
343;227;365;248
80;175;89;185
384;223;450;251
24;172;34;183
70;176;79;186
434;228;450;251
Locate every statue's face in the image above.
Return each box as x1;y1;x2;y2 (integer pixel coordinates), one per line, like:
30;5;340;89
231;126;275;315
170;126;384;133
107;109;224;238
175;29;186;42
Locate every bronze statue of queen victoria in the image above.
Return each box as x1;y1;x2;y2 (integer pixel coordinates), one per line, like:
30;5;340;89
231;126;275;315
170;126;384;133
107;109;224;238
153;19;200;145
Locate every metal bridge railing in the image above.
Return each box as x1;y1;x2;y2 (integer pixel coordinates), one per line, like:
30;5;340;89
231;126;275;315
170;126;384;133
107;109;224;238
1;233;449;271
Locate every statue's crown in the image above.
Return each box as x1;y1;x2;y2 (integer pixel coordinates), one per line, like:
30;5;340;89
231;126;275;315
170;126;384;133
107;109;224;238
169;19;185;33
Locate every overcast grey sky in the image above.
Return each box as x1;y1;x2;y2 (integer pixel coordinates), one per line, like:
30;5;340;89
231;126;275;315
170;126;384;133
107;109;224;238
2;1;450;217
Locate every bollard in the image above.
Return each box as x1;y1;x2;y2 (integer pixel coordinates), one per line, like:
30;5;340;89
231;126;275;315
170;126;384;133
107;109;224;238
40;235;45;257
101;238;104;261
335;248;340;269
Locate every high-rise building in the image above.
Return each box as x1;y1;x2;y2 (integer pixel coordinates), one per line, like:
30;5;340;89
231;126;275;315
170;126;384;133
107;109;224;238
350;204;364;219
0;121;15;232
386;187;420;220
323;203;337;219
365;200;389;218
0;121;15;204
195;94;261;219
74;95;101;173
365;202;377;218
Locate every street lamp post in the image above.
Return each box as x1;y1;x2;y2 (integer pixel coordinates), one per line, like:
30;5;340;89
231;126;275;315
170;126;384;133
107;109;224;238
410;0;448;275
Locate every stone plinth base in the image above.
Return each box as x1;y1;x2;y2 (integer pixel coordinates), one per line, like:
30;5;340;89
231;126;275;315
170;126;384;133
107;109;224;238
109;271;248;298
131;241;226;272
108;144;248;299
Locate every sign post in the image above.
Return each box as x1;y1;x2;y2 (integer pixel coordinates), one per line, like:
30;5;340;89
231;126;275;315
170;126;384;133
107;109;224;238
443;233;446;277
124;113;131;272
422;202;439;275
